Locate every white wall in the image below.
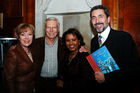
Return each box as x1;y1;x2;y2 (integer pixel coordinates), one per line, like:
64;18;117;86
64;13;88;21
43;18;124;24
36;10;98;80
44;0;90;14
35;0;101;38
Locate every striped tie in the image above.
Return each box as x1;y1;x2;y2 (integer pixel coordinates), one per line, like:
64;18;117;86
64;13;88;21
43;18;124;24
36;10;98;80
98;35;102;47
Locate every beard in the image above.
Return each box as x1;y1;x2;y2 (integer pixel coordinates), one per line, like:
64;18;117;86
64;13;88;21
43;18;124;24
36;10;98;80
97;29;104;33
94;23;107;33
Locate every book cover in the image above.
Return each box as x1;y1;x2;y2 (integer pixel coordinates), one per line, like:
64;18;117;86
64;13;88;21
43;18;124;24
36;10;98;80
86;46;120;74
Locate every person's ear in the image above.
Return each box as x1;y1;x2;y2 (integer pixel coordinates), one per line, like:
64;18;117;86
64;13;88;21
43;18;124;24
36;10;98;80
108;16;111;23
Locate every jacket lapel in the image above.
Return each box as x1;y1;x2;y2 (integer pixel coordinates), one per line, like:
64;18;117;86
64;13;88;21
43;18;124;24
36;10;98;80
16;44;33;64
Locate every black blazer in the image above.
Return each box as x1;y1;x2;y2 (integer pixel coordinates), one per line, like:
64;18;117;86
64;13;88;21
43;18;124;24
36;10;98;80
63;52;95;92
31;37;65;78
91;29;140;91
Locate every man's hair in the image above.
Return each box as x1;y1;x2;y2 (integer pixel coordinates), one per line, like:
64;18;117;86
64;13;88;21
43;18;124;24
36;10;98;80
90;5;110;18
45;17;60;28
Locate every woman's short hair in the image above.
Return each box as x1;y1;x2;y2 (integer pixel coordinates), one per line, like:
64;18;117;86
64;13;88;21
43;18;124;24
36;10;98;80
62;28;85;47
15;23;35;38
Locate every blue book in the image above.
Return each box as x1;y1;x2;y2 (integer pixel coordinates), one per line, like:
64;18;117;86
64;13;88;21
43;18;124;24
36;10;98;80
86;46;120;74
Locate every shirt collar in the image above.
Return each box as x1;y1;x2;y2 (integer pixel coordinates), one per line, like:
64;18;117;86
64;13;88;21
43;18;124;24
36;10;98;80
98;26;111;43
45;37;58;46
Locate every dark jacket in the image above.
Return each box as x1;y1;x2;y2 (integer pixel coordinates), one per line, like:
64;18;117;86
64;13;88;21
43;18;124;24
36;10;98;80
31;37;65;93
4;43;36;93
31;37;65;79
63;52;95;92
91;29;140;92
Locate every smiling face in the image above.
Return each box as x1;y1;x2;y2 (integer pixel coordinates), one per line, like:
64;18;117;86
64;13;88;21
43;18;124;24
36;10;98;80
91;9;110;33
65;34;80;52
19;28;33;47
45;20;59;40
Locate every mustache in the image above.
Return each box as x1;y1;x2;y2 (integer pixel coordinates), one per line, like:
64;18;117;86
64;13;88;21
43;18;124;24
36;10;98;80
95;23;103;26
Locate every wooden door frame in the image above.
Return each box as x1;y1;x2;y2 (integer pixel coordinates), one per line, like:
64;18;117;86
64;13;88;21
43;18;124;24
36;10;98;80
102;0;119;30
102;0;140;57
22;0;35;25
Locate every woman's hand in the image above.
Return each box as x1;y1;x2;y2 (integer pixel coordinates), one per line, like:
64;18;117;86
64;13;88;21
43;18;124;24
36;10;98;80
79;45;89;53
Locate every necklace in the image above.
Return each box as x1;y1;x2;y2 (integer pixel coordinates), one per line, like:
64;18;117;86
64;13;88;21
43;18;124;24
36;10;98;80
68;50;78;64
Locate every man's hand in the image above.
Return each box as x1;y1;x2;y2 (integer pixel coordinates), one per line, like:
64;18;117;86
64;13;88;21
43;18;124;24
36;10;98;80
56;79;64;88
94;72;105;83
